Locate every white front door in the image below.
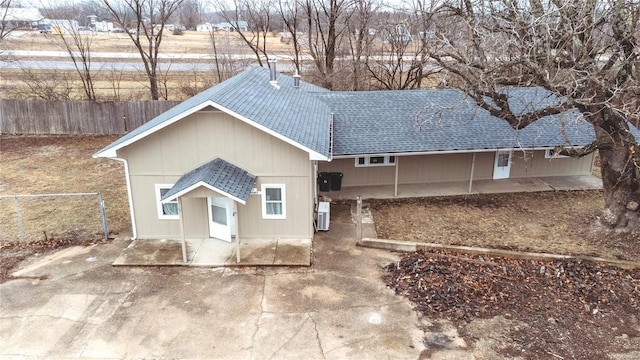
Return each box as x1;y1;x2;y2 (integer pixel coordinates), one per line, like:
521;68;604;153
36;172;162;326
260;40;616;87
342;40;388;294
207;197;235;242
493;150;512;180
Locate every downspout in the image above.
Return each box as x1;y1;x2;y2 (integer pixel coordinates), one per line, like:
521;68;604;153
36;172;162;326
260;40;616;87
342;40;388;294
178;197;187;263
234;201;240;263
394;156;399;197
111;157;138;240
329;113;334;162
313;161;319;204
468;153;476;193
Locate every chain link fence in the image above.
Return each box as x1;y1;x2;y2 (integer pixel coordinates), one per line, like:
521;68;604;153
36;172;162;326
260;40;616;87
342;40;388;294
0;193;108;243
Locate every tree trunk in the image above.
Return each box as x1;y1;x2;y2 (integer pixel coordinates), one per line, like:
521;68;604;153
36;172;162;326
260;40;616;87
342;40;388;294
150;75;159;101
595;125;640;233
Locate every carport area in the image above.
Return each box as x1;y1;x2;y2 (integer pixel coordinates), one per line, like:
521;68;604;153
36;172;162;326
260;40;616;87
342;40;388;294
321;175;602;200
112;237;312;267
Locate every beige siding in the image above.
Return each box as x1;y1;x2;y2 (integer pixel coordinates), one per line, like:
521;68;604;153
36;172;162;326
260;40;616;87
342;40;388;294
320;153;495;186
397;153;495;183
319;151;593;187
128;174;209;239
238;175;313;239
121;110;313;240
318;158;394;186
511;150;594;178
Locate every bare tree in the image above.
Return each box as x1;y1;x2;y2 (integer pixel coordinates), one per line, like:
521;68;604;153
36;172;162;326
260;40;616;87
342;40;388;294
364;3;443;90
16;68;75;100
278;0;304;73
428;0;640;233
43;14;97;100
176;0;202;30
101;0;185;100
208;27;237;82
0;0;15;43
178;65;218;98
344;0;378;90
213;0;275;68
105;63;126;101
303;0;353;89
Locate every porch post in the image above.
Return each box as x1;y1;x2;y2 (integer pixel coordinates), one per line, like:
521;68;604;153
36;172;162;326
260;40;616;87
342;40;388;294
234;201;241;263
394;156;400;197
468;153;476;193
178;197;188;264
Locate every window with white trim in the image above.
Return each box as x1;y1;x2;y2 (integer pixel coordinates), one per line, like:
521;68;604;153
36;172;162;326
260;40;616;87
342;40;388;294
355;155;396;167
155;184;179;220
545;148;570;159
261;184;286;219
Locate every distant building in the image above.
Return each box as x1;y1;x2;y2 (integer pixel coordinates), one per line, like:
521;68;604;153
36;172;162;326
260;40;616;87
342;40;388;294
196;23;214;32
94;21;114;32
46;19;79;33
384;23;412;44
1;7;43;29
214;21;248;32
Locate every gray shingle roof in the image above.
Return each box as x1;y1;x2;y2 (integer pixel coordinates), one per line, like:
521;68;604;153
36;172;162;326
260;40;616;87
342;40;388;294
315;88;598;156
95;66;639;160
162;158;256;203
95;66;331;159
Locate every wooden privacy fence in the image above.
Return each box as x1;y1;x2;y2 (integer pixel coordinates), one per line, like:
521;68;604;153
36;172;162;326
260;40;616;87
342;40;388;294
0;99;180;135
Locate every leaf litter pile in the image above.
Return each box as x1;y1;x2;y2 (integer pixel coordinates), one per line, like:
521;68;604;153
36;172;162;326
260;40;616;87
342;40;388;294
385;250;640;359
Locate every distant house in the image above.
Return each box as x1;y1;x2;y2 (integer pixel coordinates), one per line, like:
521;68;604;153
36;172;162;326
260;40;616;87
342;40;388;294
45;19;79;33
214;21;248;32
1;7;43;29
383;23;412;44
94;65;638;251
94;21;113;32
196;23;214;32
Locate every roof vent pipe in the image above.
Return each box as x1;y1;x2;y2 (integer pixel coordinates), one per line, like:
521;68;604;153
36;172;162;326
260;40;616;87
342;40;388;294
268;58;277;83
293;71;301;89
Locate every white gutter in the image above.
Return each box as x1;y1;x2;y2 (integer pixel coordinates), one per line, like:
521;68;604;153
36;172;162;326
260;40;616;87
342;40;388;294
109;157;138;240
330;146;585;159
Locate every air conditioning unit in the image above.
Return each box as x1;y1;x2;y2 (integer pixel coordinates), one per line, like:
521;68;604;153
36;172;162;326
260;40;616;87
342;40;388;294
317;201;330;231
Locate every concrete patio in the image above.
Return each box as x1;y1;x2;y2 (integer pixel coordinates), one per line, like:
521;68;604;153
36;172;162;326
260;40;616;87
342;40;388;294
320;175;602;200
112;237;312;267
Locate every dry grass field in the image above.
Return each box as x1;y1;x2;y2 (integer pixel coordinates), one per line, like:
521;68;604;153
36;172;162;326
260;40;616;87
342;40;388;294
0;135;129;241
0;29;439;100
0;30;295;100
0;135;128;279
2;30;291;55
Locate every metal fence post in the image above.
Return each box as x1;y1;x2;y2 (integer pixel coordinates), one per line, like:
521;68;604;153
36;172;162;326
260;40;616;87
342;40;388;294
98;192;109;239
14;195;25;242
356;196;362;246
1;192;109;242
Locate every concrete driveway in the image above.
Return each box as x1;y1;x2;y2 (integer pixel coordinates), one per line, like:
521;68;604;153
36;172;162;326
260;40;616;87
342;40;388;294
0;205;430;359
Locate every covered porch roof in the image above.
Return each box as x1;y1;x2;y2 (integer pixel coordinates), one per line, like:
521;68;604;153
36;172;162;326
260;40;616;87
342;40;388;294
161;158;256;204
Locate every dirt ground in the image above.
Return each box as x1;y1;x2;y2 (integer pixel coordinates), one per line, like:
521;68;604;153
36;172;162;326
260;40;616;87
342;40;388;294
371;191;640;261
371;193;640;359
387;250;640;360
